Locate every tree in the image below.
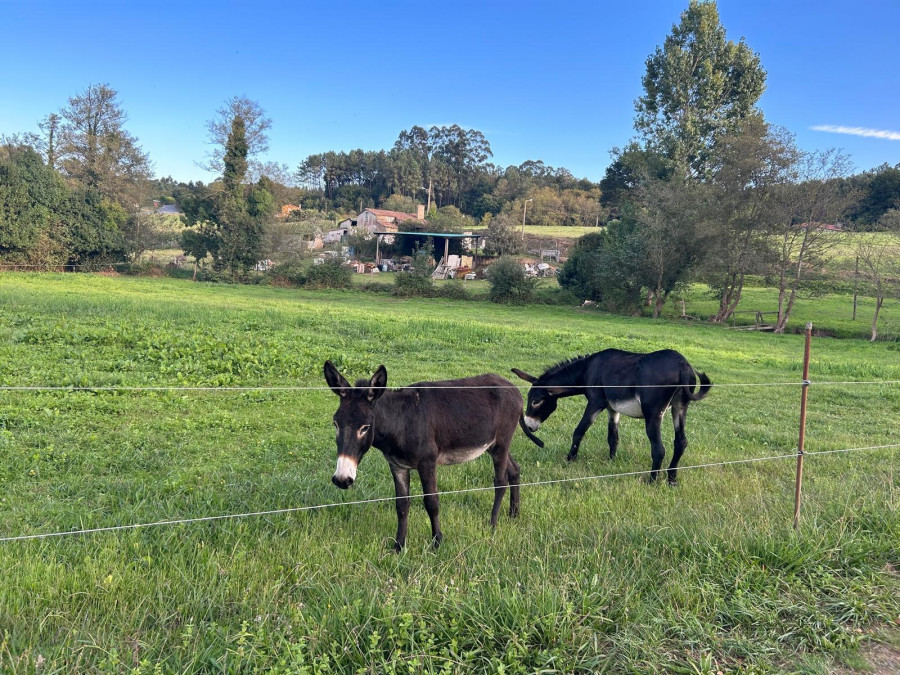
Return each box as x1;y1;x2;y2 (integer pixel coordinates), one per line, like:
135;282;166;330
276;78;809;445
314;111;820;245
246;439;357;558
852;164;900;226
701;117;797;322
633;174;704;317
204;95;272;175
0;145;69;262
181;117;272;277
381;193;418;214
58;83;151;207
635;0;766;178
770;150;857;333
854;210;900;340
486;256;538;304
38;113;62;170
482;213;522;257
556;232;610;304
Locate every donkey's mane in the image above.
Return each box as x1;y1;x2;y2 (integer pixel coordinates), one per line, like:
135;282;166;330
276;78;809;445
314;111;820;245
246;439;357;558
540;353;594;380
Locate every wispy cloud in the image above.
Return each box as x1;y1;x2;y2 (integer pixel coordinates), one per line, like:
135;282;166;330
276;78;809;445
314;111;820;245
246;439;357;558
811;125;900;141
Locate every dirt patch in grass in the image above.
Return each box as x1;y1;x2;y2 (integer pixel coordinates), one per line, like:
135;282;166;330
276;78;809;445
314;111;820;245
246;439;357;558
832;627;900;675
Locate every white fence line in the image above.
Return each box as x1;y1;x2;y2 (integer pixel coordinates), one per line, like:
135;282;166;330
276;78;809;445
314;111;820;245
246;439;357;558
1;442;897;544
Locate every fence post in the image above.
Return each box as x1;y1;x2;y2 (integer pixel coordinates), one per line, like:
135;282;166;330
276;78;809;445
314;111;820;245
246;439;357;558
793;322;813;529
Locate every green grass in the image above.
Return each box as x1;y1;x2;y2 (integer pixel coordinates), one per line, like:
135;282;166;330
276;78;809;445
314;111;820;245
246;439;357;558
0;273;898;673
471;224;602;240
665;282;900;341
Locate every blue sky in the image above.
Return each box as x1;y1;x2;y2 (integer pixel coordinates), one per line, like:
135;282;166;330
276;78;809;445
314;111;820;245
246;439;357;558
2;0;899;184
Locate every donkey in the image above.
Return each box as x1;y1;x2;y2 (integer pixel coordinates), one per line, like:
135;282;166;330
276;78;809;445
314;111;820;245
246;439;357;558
512;349;711;484
324;361;544;551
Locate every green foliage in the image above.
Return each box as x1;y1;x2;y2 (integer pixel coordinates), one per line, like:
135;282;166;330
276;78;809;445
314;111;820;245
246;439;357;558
486;256;538;304
0;146;68;260
635;0;766;177
436;278;470;300
482;213;523;257
303;258;353;289
852;164;900;226
271;259;352;289
380;193;418;214
557;231;609;303
393;248;434;297
427;204;470;232
558;225;646;312
178;119;272;276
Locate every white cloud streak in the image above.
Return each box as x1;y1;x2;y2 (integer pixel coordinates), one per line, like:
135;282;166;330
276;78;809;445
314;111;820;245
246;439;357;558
811;125;900;141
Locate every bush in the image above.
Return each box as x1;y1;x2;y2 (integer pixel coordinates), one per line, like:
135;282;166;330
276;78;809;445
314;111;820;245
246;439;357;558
486;257;538;304
393;271;434;297
392;249;434;297
303;259;353;289
270;259;353;289
436;279;470;300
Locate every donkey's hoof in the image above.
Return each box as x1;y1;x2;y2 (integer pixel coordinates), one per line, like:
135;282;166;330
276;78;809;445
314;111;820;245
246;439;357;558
431;534;443;550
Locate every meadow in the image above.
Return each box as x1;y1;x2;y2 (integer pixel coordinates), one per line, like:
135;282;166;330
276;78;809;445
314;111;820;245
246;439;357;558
0;273;898;673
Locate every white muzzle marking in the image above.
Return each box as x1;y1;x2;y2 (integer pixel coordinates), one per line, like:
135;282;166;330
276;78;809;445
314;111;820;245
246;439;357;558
334;455;358;483
524;415;541;431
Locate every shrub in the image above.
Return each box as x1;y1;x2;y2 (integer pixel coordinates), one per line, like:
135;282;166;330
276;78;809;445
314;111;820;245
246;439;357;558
436;279;470;300
270;259;352;289
393;271;434;297
303;259;353;289
392;249;434;297
486;257;538;304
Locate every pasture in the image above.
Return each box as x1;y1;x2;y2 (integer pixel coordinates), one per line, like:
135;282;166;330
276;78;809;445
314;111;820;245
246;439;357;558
0;273;898;673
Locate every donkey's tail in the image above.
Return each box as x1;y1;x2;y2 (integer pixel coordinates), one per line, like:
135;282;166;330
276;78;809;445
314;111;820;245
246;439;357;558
519;414;545;448
685;370;712;401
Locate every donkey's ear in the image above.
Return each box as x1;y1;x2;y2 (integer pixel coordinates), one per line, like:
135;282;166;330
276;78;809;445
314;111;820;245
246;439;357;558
511;368;537;384
324;360;351;397
368;365;387;401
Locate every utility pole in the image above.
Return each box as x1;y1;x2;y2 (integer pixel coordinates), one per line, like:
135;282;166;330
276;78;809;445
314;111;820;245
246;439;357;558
521;198;533;240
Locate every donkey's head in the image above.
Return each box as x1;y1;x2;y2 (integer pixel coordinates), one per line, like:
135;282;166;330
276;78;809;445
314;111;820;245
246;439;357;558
323;361;387;489
511;368;562;431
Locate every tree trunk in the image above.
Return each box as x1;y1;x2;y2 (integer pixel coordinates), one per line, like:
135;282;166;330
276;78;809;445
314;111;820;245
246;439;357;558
870;294;883;342
712;272;745;323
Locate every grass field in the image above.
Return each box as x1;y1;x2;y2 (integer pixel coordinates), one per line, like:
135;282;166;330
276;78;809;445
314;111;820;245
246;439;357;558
0;273;898;673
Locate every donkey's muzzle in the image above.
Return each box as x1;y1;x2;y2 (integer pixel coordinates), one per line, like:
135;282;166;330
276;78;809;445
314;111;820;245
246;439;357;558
332;474;353;489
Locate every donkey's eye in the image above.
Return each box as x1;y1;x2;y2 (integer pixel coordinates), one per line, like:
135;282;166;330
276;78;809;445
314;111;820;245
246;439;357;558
332;420;338;428
359;425;371;435
532;399;542;408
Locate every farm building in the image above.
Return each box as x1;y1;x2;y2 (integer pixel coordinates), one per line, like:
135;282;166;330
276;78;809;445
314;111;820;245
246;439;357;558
324;206;426;244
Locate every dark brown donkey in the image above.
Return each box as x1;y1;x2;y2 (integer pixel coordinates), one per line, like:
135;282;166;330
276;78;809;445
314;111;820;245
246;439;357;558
324;361;544;550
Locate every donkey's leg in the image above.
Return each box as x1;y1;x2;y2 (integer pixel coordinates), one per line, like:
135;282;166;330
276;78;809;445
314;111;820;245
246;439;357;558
418;460;443;549
643;413;666;483
667;402;688;485
390;465;411;552
567;402;604;461
489;446;510;527
506;455;521;518
607;410;621;459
